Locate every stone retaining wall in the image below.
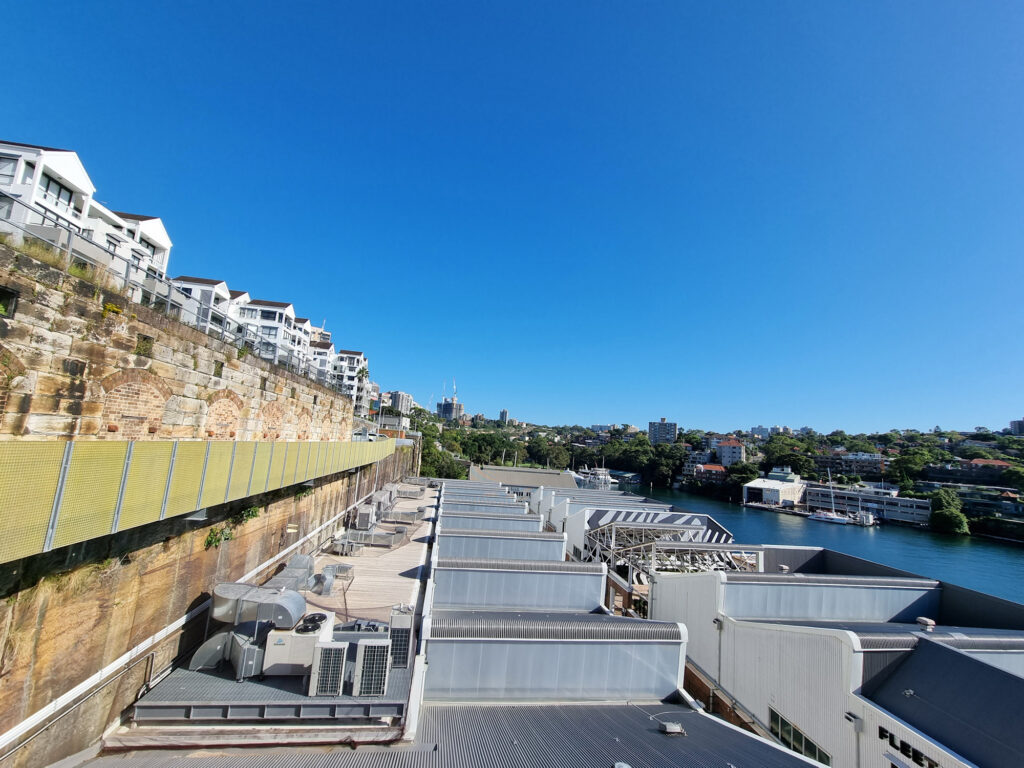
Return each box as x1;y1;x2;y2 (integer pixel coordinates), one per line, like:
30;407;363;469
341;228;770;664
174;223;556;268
0;243;352;441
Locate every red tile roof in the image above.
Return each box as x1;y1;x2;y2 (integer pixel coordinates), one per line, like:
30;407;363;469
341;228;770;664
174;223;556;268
698;464;726;472
718;439;744;447
970;458;1012;467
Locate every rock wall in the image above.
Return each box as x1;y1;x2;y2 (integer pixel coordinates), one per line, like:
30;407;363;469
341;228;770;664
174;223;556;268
0;444;415;768
0;243;352;441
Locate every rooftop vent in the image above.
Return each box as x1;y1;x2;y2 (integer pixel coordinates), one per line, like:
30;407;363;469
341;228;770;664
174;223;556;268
777;564;790;573
916;616;936;632
659;721;685;735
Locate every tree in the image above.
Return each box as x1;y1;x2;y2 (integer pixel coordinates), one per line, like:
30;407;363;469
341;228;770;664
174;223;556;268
726;462;759;486
1001;467;1024;493
929;488;969;535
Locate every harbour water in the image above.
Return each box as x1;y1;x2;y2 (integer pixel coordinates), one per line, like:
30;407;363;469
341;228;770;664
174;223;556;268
646;487;1024;604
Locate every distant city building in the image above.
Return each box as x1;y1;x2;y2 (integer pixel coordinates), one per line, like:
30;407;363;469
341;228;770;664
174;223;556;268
750;425;771;439
648;418;678;445
814;452;886;478
379;413;410;432
769;425;793;436
499;408;509;424
437;397;465;422
387;391;414;415
716;438;746;467
591;424;616;433
623;424;640;434
1012;418;1024;436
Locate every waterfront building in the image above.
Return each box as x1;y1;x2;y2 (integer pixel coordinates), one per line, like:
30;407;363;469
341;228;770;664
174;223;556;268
387;391;414;415
0;139;173;279
650;547;1024;768
680;450;713;479
695;463;728;483
804;484;931;525
649;417;678;445
716;438;746;467
743;477;806;507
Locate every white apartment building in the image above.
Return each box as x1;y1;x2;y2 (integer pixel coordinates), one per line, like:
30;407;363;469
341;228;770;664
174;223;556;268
171;276;235;336
0;140;172;280
333;349;371;418
388;391;414;415
230;298;306;367
309;340;336;386
716;438;746;467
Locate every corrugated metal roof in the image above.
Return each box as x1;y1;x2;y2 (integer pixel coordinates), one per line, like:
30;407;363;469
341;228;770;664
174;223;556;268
436;528;563;540
435;557;604;574
429;610;683;641
726;572;940;588
869;638;1024;767
82;703;811;767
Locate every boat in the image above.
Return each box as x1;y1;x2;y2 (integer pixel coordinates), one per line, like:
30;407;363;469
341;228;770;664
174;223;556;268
808;511;850;525
575;466;616;490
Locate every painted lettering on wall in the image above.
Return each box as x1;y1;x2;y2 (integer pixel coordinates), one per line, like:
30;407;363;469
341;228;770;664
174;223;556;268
878;726;941;768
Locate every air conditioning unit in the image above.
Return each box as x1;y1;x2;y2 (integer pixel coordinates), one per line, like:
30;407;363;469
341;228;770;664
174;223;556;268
309;641;348;696
262;611;334;676
389;606;414;669
352;638;391;697
355;506;375;531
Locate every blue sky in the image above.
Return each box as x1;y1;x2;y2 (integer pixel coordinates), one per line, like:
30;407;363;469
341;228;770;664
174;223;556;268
5;2;1023;433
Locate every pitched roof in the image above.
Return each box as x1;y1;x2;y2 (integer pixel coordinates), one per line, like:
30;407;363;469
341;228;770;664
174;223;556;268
718;439;744;447
335;349;363;355
310;341;332;350
294;317;310;324
0;138;72;152
228;290;248;299
247;299;292;308
970;458;1012;467
172;276;225;286
698;464;726;472
112;211;158;221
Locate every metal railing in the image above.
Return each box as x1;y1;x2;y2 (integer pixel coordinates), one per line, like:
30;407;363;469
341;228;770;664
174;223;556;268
0;437;396;565
0;191;351;392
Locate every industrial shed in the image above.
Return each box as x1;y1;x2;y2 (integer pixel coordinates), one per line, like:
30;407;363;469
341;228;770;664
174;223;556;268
434;528;567;561
431;557;607;612
422;611;687;702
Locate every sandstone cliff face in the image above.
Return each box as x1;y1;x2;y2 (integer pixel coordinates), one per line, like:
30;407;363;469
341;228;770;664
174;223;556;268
0;446;414;768
0;243;353;442
0;242;418;766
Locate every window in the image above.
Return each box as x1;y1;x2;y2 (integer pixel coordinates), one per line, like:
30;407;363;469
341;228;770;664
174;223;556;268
260;325;278;338
0;157;16;185
178;286;193;296
260;309;277;320
239;307;257;319
21;161;34;184
769;708;830;766
139;238;156;256
0;196;12;221
38;173;74;213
